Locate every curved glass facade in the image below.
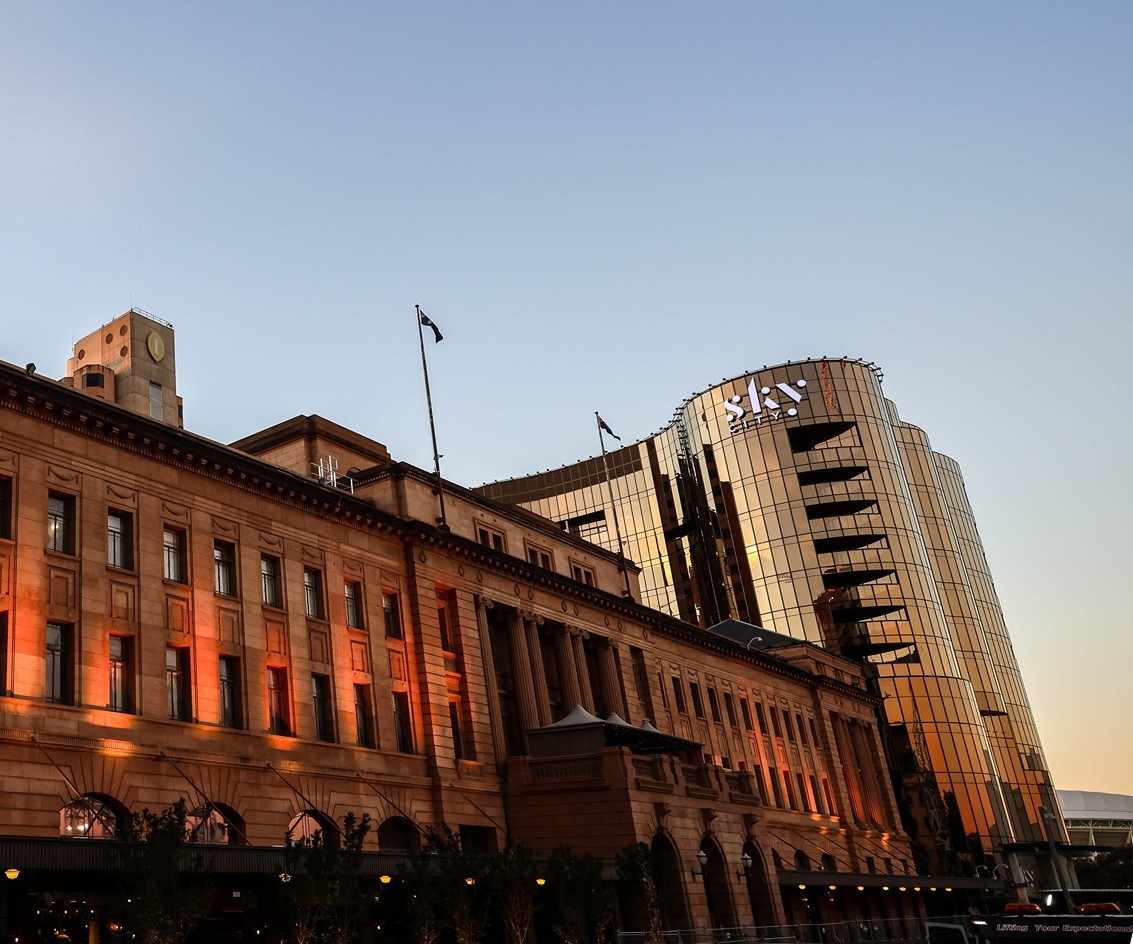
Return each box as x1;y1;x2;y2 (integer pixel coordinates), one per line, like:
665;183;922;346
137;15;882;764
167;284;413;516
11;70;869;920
479;358;1061;867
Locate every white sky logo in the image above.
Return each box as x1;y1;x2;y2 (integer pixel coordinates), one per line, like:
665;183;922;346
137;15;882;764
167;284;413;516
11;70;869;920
724;379;807;431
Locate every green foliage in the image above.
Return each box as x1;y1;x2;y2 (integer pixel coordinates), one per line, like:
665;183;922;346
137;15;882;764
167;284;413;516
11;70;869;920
1076;845;1133;889
547;847;614;944
485;838;539;944
283;811;372;944
115;798;213;944
616;843;665;944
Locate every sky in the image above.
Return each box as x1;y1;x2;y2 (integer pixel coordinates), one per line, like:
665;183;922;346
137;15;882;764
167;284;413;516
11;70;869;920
2;2;1131;796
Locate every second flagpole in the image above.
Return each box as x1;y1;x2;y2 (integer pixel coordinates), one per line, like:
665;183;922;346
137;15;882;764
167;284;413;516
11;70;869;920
417;304;449;532
595;412;633;598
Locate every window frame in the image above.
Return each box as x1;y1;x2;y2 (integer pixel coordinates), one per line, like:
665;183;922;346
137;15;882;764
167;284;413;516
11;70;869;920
219;656;242;729
312;673;335;743
303;567;325;620
163;527;188;583
213;540;237;596
267;666;291;736
46;621;73;705
260;554;282;608
108;635;133;713
382;591;402;639
165;646;191;721
107;509;133;570
47;492;75;555
344;580;365;630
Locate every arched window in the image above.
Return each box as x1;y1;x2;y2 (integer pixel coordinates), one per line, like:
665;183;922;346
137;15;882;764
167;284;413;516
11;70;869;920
59;795;120;839
287;809;337;844
820;853;837;873
793;850;811;871
188;804;244;845
376;816;419;852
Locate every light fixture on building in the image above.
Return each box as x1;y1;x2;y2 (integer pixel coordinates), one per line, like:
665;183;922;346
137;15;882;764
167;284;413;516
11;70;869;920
464;877;475;886
4;868;18;880
379;875;392;885
737;851;753;878
691;850;708;882
535;877;546;886
278;872;291;884
856;886;865;892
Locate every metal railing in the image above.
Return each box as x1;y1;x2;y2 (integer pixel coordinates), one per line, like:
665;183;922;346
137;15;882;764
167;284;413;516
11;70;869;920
617;914;964;944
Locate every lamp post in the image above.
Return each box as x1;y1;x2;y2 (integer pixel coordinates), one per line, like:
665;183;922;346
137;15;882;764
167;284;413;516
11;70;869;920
1039;806;1074;913
691;850;708;881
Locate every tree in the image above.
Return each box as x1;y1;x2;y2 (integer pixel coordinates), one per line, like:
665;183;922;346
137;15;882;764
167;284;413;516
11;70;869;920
283;811;372;944
616;843;665;944
116;798;213;944
402;826;490;944
1076;845;1133;889
547;848;614;944
486;838;539;944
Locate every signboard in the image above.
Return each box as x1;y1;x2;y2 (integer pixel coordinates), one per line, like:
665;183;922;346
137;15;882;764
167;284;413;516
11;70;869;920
723;378;808;434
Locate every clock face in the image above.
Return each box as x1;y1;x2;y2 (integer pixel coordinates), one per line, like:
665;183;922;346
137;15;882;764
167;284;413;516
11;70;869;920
147;332;166;363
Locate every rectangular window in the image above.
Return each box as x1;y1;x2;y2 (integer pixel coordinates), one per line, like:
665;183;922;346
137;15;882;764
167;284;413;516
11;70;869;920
312;674;335;743
741;698;754;731
449;700;465;761
0;478;12;540
0;613;7;694
303;568;325;620
526;545;552;569
392;690;413;753
163;527;187;582
477;525;505;552
344;581;364;629
260;555;282;607
707;686;721;723
165;646;191;720
690;681;705;719
109;635;133;712
213;541;237;596
437;590;458;653
267;666;290;735
724;692;739;728
47;493;75;554
570;563;596;586
107;510;133;569
771;706;783;739
671;676;686;714
754;701;768;737
383;591;401;639
45;622;73;704
354;684;374;748
797;712;809;746
149;381;163;420
219;656;242;728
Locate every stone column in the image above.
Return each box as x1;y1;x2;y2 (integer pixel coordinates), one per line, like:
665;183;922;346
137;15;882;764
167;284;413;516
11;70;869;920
571;629;595;713
474;595;508;767
553;626;582;712
522;610;552;727
506;608;540;749
596;639;627;719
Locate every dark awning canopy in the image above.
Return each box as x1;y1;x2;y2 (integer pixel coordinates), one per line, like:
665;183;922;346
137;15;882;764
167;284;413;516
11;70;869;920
526;705;702;758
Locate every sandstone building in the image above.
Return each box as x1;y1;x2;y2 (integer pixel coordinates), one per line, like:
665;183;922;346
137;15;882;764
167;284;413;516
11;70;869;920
0;311;983;941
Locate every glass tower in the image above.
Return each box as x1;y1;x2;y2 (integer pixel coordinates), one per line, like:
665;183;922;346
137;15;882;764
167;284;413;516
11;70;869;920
479;357;1061;871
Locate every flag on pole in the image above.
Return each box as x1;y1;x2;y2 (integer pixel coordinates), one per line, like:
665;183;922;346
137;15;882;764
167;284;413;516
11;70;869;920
597;415;621;441
418;309;444;343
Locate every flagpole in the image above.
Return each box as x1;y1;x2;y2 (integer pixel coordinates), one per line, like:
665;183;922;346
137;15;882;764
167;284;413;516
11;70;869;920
595;412;633;598
417;304;449;531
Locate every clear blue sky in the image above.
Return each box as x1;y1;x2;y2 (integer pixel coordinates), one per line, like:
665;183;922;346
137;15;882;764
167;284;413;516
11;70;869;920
3;2;1131;795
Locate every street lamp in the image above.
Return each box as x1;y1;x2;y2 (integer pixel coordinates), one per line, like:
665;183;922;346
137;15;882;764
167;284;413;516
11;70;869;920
737;851;753;879
691;850;708;881
1039;806;1075;913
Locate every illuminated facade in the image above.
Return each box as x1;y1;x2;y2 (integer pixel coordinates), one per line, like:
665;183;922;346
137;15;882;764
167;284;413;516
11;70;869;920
479;358;1062;877
0;315;968;941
